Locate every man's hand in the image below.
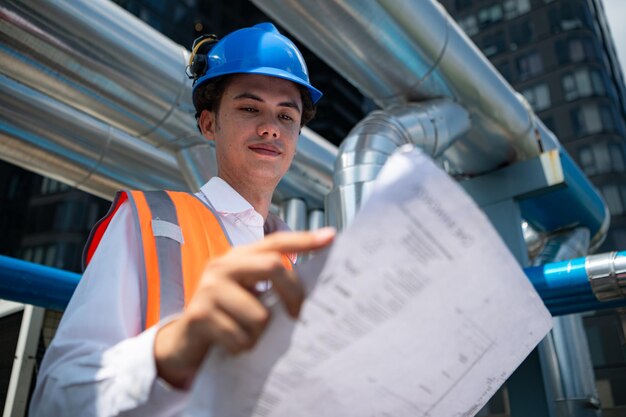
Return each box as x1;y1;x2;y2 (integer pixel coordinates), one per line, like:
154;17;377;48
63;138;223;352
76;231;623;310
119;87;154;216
154;228;335;389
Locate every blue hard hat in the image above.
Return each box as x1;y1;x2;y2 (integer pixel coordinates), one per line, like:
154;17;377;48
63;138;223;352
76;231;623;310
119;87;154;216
192;23;323;105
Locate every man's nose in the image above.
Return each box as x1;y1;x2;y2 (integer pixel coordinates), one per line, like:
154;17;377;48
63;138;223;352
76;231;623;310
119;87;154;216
258;119;279;138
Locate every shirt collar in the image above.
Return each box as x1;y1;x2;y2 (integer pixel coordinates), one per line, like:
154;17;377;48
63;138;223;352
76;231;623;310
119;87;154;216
199;177;292;235
200;177;255;215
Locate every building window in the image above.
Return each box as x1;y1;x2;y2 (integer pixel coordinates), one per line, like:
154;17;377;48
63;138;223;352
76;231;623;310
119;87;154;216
570;39;587;62
562;68;606;101
516;51;543;80
54;242;82;271
40;177;69;195
504;0;530;20
459;15;479;36
22;247;33;262
477;4;503;29
44;246;57;267
548;1;592;33
521;83;551;112
555;36;598;65
579;143;614;176
482;31;506;57
610;144;626;172
602;185;624;216
6;176;19;199
570;104;615;136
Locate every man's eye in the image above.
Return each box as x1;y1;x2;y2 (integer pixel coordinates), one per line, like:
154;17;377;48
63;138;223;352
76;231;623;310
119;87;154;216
240;107;257;113
279;114;294;121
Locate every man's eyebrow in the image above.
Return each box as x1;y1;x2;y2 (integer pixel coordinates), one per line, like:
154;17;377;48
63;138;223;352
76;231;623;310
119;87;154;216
233;92;301;113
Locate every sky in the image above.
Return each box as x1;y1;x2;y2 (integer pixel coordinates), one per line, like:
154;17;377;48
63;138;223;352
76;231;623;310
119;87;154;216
603;0;626;79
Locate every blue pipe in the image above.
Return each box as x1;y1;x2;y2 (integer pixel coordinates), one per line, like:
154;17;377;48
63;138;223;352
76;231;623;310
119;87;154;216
547;298;626;317
1;253;625;315
525;256;591;300
519;151;608;247
0;255;81;311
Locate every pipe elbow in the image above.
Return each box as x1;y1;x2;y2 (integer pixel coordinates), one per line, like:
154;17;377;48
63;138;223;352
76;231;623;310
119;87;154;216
333;99;470;188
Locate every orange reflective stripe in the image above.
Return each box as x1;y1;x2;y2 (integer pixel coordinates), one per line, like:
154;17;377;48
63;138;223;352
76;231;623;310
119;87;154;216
129;191;161;329
167;192;232;306
281;254;293;271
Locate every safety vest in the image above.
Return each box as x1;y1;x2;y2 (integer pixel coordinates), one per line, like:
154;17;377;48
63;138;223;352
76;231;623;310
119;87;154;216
83;190;292;330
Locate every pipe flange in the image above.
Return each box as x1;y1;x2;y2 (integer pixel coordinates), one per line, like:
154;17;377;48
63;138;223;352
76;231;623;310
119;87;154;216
586;252;626;301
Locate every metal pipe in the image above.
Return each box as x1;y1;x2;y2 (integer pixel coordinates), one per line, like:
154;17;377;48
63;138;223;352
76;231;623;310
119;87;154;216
326;100;470;229
523;221;547;262
0;255;80;312
308;210;325;231
586;251;626;301
280;199;308;232
0;0;337;207
0;73;187;199
526;259;592;301
524;247;626;311
1;0;193;148
252;0;542;176
548;298;626;317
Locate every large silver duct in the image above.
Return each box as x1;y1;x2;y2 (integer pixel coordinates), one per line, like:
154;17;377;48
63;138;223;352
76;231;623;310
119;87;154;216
326;100;470;228
0;0;336;206
252;0;543;176
0;0;192;148
0;72;186;199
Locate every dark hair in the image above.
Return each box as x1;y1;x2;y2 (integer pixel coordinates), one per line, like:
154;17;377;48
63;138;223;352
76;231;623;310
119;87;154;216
193;75;317;133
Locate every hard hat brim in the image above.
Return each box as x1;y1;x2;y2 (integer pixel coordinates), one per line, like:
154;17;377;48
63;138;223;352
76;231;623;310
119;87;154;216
193;68;323;105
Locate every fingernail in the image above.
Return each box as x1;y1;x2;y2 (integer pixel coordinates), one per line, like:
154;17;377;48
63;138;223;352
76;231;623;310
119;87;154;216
314;227;336;242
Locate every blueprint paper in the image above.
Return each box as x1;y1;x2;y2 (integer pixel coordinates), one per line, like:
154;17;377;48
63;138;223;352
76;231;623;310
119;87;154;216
185;146;553;417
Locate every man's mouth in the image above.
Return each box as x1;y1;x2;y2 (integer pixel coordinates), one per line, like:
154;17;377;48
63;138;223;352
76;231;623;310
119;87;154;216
248;144;281;156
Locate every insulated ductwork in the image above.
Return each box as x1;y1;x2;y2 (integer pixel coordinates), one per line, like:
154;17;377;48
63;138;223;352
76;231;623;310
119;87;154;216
326;100;470;228
0;0;336;207
255;0;608;245
252;0;543;176
0;73;186;198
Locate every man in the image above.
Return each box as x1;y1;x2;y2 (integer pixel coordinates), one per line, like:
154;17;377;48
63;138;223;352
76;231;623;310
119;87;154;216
30;23;334;416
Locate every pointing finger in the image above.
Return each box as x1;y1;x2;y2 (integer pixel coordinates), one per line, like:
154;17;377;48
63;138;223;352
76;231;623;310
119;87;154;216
252;227;336;254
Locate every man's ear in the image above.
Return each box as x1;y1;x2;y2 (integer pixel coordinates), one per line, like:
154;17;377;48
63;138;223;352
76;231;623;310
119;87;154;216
198;110;216;141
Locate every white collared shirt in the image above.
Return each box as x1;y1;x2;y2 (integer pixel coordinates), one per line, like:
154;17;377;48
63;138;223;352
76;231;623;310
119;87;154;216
29;178;292;417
